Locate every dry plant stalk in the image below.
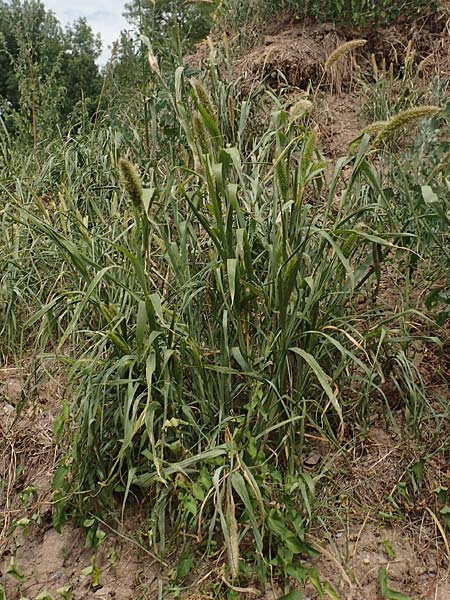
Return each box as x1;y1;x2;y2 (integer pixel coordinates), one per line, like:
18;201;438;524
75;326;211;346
228;490;240;580
148;49;161;77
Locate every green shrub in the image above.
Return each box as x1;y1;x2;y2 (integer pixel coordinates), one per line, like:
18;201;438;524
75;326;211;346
291;0;436;25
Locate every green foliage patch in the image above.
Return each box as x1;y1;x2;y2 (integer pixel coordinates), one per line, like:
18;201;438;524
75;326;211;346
284;0;437;26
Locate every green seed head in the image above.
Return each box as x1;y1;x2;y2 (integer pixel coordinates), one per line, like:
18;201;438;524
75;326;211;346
302;130;317;170
192;111;210;155
282;255;298;283
373;106;440;145
275;156;289;201
361;120;389;136
119;158;143;209
191;78;216;117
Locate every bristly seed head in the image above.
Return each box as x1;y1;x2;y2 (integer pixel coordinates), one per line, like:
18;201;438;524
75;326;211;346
289;98;313;121
373;105;441;145
191;78;216;117
192;111;210;155
302;129;316;170
325;39;367;71
274;155;289;201
118;158;143;209
359;120;389;137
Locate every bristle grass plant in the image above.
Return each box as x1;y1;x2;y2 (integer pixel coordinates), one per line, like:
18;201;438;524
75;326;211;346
1;55;436;592
1;27;447;594
359;42;433;126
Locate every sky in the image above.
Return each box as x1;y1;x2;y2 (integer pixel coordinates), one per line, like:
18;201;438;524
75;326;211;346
42;1;130;64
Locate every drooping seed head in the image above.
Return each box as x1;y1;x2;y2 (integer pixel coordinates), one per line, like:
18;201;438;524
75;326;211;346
289;98;313;121
417;53;435;74
325;39;367;71
373;105;441;145
348;121;388;153
359;120;389;137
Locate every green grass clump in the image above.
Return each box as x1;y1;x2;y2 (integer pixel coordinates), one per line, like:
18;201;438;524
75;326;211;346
2;61;431;588
1;21;448;596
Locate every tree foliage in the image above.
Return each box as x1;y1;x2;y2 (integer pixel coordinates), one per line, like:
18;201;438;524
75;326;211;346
0;0;102;138
124;0;217;49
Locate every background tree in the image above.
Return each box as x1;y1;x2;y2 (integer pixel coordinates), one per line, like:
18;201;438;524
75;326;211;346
0;0;64;109
61;17;102;118
0;0;102;140
123;0;217;52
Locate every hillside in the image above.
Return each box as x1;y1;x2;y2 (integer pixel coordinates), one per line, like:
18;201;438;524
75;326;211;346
1;2;450;599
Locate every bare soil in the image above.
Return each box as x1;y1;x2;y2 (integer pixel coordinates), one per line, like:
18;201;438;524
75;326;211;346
0;362;160;600
4;526;145;600
302;412;450;599
306;522;450;599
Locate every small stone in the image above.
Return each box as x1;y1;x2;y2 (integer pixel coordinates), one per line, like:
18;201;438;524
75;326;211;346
50;571;65;580
304;449;321;467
